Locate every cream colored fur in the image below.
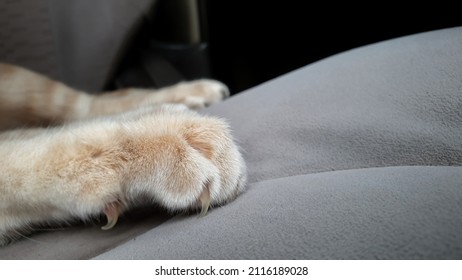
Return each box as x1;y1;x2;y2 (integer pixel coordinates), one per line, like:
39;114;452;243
0;63;246;245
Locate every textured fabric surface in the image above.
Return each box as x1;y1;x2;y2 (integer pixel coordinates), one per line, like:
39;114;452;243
95;166;462;259
203;27;462;184
0;0;60;79
0;0;155;92
0;206;171;260
95;27;462;259
1;27;461;259
48;0;156;92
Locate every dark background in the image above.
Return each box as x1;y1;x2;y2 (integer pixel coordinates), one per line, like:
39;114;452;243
204;2;462;94
110;1;461;95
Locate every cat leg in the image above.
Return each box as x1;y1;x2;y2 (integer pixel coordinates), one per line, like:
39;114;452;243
89;79;230;115
0;63;93;130
0;63;229;130
0;106;246;244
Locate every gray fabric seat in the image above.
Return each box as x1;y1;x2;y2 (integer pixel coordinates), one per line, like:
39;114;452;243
0;9;461;258
0;0;156;92
94;27;462;259
97;166;462;259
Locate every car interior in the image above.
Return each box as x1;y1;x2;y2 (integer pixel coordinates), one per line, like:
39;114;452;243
0;0;461;259
109;1;462;94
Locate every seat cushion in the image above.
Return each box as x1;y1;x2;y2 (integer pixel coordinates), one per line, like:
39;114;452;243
204;27;462;184
94;27;462;259
1;27;461;259
95;166;462;259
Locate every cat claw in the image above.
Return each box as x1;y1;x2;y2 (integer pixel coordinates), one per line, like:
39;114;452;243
199;202;209;217
198;183;211;217
101;215;118;230
101;200;123;230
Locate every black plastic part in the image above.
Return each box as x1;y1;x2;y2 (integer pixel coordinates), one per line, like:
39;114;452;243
105;0;212;91
148;41;212;85
107;41;211;90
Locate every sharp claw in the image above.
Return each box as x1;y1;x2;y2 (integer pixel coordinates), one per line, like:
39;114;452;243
200;198;210;217
101;200;123;230
101;214;119;230
198;182;211;217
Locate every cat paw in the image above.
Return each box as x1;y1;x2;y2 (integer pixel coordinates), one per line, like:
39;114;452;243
171;79;230;109
121;107;247;217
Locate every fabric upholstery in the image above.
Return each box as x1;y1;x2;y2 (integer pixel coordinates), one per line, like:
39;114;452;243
204;27;462;184
93;27;462;259
0;0;156;92
0;25;461;259
96;166;462;259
